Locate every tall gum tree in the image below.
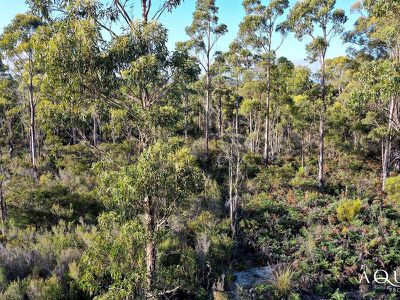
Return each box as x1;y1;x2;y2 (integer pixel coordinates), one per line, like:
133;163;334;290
363;0;400;189
346;0;400;189
286;0;347;188
186;0;228;160
239;0;289;163
0;14;43;179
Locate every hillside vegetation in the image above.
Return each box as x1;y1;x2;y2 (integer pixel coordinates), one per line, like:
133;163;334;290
0;0;399;299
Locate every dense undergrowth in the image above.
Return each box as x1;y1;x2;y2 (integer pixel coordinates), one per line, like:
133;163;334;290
0;141;399;299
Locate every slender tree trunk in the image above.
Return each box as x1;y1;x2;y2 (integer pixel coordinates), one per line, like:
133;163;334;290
72;126;77;144
301;132;305;168
184;94;188;140
232;153;239;239
0;175;7;236
228;147;235;238
263;32;273;163
318;53;326;189
205;72;210;159
7;118;13;158
230;98;241;239
204;21;212;160
255;116;260;153
218;95;222;138
264;62;271;163
318;110;325;188
249;113;254;153
93;112;98;146
145;196;156;291
141;0;149;23
235;97;239;135
382;97;395;190
28;51;37;178
198;109;202;134
229;142;241;240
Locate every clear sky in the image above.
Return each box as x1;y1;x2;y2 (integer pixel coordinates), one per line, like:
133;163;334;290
0;0;359;66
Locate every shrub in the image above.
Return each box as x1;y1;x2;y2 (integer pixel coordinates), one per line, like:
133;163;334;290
26;276;63;300
9;185;103;227
0;281;25;300
330;289;346;300
384;175;400;203
0;245;51;282
336;198;362;223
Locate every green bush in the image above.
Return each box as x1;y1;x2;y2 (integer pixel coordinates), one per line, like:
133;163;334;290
336;198;362;223
8;185;103;227
385;175;400;203
26;276;63;300
0;281;25;300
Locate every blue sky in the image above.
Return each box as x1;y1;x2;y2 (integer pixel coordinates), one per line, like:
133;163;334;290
1;0;359;66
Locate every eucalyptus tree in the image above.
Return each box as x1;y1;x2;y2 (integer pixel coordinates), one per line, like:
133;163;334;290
346;0;400;188
0;14;43;177
286;0;347;188
239;0;289;163
269;56;294;158
211;51;231;139
103;1;199;146
0;62;21;158
214;45;253;239
114;0;184;23
289;66;315;168
348;60;400;189
98;141;203;293
34;15;106;146
212;75;229;139
110;25;201;146
27;0;184;25
171;50;201;140
0;62;11;235
239;83;263;154
186;0;228;159
363;0;399;188
29;0;194;148
0;170;6;236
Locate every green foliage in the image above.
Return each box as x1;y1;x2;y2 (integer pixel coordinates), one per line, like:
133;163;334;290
8;184;102;227
384;175;400;203
0;1;398;299
26;276;63;300
330;289;346;300
98;140;203;218
0;280;25;300
336;198;362;223
79;212;201;298
79;214;147;298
